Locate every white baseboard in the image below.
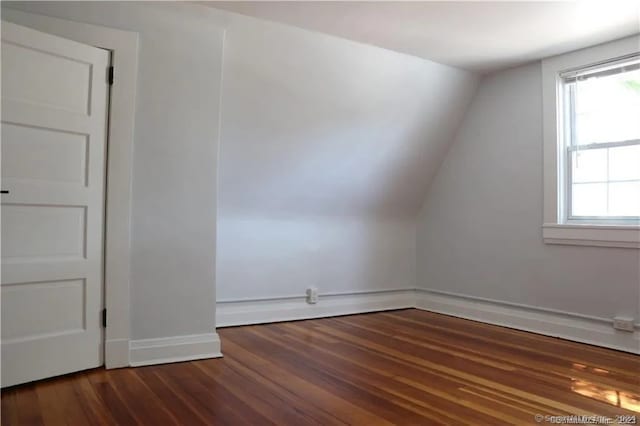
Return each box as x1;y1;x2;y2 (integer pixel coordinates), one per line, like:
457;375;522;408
129;333;222;367
217;287;638;355
216;289;415;327
105;338;130;368
415;288;640;355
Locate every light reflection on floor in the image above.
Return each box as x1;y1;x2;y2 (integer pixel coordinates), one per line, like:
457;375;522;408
571;363;640;413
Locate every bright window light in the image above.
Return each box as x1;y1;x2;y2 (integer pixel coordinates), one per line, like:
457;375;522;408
562;57;640;221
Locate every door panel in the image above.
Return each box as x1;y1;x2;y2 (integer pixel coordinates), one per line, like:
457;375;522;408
1;123;89;185
2;279;86;341
1;21;109;387
2;204;86;260
2;31;92;114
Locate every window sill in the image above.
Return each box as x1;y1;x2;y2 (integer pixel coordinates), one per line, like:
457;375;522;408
543;223;640;249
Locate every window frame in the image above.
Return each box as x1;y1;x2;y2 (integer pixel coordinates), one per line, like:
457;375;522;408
562;57;640;223
541;36;640;248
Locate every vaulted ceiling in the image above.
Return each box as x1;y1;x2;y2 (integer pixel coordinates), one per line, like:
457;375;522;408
216;11;478;218
207;1;640;73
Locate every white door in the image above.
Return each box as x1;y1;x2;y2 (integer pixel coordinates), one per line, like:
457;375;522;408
1;22;110;387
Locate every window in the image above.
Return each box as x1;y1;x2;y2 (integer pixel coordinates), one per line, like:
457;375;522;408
542;36;640;248
561;56;640;222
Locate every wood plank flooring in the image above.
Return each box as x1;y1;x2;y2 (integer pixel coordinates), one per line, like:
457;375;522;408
2;309;639;425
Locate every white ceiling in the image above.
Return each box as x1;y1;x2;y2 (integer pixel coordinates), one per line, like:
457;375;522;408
206;1;640;73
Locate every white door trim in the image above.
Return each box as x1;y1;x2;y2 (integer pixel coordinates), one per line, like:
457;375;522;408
2;9;139;368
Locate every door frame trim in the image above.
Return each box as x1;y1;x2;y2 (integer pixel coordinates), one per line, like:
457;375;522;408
2;9;139;368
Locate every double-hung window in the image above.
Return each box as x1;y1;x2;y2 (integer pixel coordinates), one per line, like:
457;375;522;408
561;56;640;222
542;36;640;248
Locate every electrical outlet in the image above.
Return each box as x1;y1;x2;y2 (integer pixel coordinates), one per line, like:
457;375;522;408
306;287;318;304
613;317;635;332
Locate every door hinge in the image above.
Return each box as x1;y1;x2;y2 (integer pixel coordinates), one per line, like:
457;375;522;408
102;308;107;328
108;66;114;85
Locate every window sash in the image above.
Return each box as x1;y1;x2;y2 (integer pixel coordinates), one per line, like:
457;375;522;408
563;61;640;148
561;54;640;82
566;141;640;221
567;138;640;152
562;59;640;222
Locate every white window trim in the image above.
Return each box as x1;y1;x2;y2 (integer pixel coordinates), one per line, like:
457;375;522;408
542;35;640;249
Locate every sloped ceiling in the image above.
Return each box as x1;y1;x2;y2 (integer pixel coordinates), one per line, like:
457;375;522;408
217;12;478;218
206;1;640;73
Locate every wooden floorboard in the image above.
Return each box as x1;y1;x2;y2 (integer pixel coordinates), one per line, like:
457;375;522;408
2;309;639;425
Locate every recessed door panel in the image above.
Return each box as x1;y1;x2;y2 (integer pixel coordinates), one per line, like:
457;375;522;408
1;21;110;387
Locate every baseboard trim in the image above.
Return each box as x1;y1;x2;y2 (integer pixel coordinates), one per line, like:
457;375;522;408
415;288;640;355
129;333;222;367
216;288;638;354
216;289;415;327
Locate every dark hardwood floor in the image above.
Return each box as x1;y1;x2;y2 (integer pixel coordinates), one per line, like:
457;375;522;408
2;309;639;425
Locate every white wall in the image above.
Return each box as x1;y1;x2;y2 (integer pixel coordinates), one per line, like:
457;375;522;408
3;1;636;351
2;2;479;332
3;2;226;340
417;62;640;322
216;12;478;301
217;216;416;300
